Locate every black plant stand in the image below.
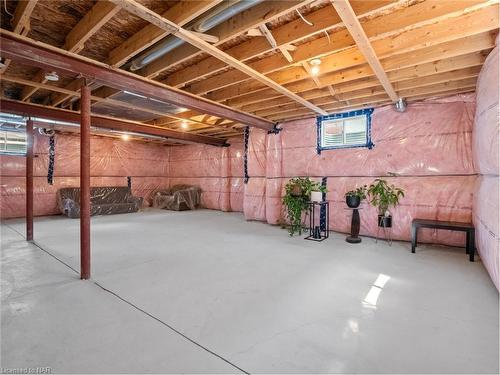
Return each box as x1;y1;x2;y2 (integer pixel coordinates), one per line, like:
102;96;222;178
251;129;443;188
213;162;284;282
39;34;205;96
346;207;362;243
305;201;329;241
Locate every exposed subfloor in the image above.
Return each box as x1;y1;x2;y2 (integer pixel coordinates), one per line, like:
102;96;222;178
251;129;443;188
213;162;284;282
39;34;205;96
1;209;498;374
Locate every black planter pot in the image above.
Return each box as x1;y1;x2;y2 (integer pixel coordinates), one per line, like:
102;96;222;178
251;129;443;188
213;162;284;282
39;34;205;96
378;214;392;228
346;195;361;208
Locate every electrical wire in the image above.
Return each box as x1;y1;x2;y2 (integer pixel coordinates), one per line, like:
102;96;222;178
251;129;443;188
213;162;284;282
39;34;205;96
3;0;13;17
324;30;331;44
296;9;313;26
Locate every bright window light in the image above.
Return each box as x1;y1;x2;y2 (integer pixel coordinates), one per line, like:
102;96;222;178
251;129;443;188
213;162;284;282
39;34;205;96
373;274;391;288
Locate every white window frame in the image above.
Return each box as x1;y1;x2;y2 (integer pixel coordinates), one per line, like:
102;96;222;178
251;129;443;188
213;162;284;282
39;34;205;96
317;108;374;153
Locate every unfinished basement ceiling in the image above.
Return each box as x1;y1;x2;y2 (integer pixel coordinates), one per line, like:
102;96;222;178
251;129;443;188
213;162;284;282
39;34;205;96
0;0;498;141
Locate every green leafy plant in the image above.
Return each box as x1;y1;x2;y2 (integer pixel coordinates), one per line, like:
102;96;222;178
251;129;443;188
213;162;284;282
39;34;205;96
345;185;368;199
367;178;404;216
283;177;327;236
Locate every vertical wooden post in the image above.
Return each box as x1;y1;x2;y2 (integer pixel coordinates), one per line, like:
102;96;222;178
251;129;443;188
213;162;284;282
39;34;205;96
26;118;33;241
80;83;91;280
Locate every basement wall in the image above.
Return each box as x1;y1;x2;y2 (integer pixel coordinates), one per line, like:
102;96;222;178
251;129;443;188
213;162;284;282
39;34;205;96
0;93;478;250
169;136;244;212
243;94;476;248
0;133;170;218
473;44;499;290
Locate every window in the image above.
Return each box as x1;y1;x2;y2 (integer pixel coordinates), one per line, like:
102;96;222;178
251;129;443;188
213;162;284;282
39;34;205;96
0;129;27;155
317;108;374;153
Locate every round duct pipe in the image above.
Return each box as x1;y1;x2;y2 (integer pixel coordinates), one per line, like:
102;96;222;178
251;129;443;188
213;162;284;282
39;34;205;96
394;98;407;112
129;0;263;72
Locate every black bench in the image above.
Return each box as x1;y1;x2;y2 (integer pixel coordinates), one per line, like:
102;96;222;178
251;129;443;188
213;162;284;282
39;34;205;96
411;219;475;261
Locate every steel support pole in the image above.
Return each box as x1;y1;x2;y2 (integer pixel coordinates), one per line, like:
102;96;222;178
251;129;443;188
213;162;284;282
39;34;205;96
26;118;33;241
80;84;91;280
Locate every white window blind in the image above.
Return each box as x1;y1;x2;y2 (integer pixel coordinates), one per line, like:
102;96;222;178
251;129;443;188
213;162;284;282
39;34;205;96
0;130;27;155
321;114;367;148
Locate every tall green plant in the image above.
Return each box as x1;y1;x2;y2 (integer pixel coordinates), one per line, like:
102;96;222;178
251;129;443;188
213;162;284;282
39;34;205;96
283;177;327;236
367;178;404;216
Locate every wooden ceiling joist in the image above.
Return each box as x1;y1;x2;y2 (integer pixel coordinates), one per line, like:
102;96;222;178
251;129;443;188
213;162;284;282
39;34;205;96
0;0;38;74
0;98;228;146
202;3;498;105
1;74;238;130
171;0;490;95
164;0;395;88
239;65;483;114
0;29;274;131
64;1;121;54
331;0;398;101
23;1;120;103
107;0;221;68
266;78;478;121
110;0;328;116
206;23;496;104
138;0;310;79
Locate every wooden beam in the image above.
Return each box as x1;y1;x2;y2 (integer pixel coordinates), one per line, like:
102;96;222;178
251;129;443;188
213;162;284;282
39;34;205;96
259;24;277;48
268;78;477;121
25;1;119;103
110;0;328;116
107;0;221;67
65;1;120;53
0;30;274;130
139;0;309;79
331;0;397;101
160;0;394;87
0;0;38;74
12;0;38;35
20;69;46;101
0;98;229;146
1;74;238;130
164;0;480;90
238;65;482;113
259;23;295;63
196;2;497;100
207;26;496;104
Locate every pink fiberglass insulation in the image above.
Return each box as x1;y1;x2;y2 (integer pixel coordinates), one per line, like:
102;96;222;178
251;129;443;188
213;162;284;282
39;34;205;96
473;45;499;290
169;136;243;212
243;128;267;221
0;132;170;218
240;93;476;247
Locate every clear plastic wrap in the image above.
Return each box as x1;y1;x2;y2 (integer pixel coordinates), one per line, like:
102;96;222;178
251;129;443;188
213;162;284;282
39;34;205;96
57;186;142;218
152;185;201;211
474;46;499;175
473;176;499;290
473;46;499;290
168;136;244;212
1;133;170;218
265;130;283;225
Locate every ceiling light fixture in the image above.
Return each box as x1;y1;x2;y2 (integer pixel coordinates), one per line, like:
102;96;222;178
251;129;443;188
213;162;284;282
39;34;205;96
121;134;130;141
181;121;189;129
310;58;322;76
44;71;59;81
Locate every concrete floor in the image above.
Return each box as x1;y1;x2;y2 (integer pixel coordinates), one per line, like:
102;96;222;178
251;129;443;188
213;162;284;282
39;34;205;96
1;209;498;374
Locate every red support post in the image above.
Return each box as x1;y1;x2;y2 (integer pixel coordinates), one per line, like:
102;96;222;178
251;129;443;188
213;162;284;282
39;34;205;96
80;83;91;280
26;118;33;241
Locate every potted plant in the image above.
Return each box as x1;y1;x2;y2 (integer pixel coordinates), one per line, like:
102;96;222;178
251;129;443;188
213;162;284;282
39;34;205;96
345;185;367;208
283;177;327;236
367;178;404;227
